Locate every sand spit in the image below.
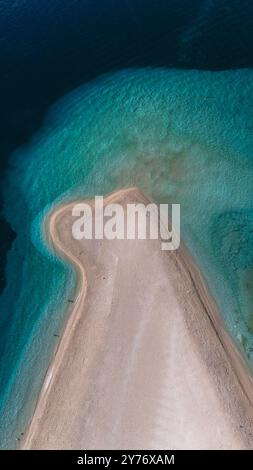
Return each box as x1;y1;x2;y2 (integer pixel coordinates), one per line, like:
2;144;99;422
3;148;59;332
22;188;253;449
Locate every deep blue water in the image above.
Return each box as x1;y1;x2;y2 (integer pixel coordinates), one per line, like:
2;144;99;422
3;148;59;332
1;1;253;170
0;0;253;448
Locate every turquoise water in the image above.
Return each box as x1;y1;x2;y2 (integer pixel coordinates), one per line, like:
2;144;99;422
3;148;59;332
1;67;253;448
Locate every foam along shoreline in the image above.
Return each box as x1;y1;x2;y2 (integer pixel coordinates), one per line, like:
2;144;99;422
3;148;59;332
22;188;253;449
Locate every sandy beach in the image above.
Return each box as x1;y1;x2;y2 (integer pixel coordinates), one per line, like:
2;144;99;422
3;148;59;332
22;188;253;450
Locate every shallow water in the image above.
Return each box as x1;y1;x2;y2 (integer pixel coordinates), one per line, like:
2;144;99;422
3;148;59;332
1;67;253;448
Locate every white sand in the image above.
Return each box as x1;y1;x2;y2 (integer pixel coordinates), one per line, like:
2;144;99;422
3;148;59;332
22;188;253;449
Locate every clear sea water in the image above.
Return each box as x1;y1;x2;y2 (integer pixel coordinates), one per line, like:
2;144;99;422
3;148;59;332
1;0;253;450
0;67;253;448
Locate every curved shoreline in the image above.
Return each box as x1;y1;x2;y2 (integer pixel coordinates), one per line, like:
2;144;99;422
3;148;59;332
21;202;88;449
22;187;253;449
21;187;138;449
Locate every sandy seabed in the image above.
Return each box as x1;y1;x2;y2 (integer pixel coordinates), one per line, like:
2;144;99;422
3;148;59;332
22;188;253;450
